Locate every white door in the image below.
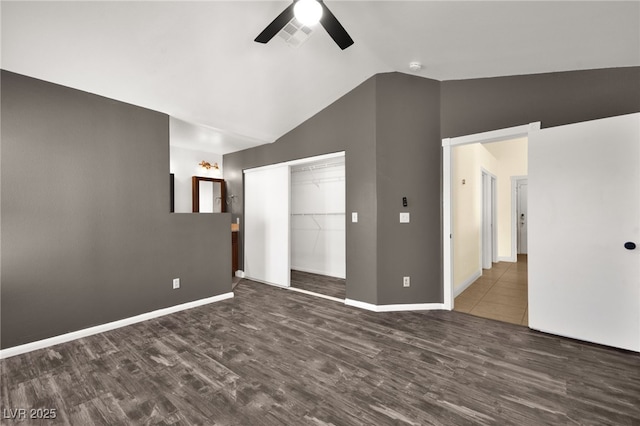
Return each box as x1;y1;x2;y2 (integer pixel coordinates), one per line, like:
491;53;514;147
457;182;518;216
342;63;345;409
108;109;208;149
244;165;290;287
516;180;528;254
529;113;640;352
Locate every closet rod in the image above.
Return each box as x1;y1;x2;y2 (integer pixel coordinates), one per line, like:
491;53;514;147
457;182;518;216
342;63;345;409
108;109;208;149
291;161;344;173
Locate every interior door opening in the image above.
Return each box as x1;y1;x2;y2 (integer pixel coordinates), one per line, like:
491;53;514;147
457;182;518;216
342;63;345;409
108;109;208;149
243;152;346;302
443;123;537;326
290;155;346;301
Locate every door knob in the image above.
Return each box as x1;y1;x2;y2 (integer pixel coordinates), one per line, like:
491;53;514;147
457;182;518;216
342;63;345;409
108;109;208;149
624;242;636;250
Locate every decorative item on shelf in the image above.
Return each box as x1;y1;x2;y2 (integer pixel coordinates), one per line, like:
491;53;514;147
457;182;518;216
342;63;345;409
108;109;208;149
199;161;219;171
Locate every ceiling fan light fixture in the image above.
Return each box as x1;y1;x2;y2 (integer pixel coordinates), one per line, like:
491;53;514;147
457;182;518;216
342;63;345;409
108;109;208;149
294;0;323;26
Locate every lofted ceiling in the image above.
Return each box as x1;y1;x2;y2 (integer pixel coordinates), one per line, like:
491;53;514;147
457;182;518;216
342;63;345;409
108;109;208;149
2;1;639;154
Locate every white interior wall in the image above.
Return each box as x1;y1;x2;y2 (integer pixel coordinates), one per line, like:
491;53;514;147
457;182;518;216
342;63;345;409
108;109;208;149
453;144;498;290
452;138;527;292
170;145;223;213
291;158;346;278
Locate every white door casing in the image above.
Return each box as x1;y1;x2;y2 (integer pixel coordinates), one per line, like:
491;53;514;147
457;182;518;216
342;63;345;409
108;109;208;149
243;152;345;289
481;169;497;269
443;123;540;310
528;113;640;352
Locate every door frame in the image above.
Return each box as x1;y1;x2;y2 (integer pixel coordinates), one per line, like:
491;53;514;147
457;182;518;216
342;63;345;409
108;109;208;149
243;151;346;289
481;168;498;269
442;122;540;310
510;176;528;260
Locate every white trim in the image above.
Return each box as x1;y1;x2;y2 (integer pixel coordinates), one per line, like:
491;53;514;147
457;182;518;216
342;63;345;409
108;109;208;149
453;270;482;297
510;175;528;262
481;168;498;269
498;256;516;263
243;151;345;174
442;123;539;148
345;299;447;312
0;292;235;360
443;122;540;318
442;142;453;310
286;286;345;303
235;270;245;278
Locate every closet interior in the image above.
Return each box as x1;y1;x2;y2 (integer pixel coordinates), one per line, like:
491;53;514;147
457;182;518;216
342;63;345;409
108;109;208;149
290;156;346;299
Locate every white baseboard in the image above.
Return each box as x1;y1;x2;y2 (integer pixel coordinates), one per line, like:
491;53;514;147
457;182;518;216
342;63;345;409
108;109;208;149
345;299;446;312
498;255;516;263
0;292;234;360
235;270;245;278
453;270;482;297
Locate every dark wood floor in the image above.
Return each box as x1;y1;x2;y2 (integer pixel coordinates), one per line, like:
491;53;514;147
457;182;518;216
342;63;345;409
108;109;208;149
2;280;639;425
290;270;346;299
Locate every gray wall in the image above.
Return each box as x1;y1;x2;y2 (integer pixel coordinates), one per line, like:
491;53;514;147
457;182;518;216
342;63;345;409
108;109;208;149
224;76;378;303
225;67;640;307
1;71;231;349
224;72;444;305
375;73;442;304
441;67;640;138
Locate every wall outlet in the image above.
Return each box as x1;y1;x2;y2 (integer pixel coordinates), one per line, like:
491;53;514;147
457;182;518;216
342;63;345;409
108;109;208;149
400;212;410;223
352;212;358;223
403;276;410;287
172;278;180;289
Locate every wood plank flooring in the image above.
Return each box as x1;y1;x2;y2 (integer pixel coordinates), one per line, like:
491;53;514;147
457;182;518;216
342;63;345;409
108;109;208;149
2;279;639;425
290;270;346;299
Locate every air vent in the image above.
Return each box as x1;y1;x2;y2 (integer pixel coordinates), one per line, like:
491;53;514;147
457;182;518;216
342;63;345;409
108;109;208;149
277;18;313;47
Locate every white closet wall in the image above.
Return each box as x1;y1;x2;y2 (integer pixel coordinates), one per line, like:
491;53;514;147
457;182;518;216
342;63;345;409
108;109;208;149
291;158;346;278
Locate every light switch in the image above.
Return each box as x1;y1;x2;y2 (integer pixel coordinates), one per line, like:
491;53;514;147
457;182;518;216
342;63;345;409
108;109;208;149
400;212;410;223
352;212;358;223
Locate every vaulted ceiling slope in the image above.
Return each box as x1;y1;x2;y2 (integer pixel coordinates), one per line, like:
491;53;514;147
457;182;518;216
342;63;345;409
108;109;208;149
2;1;639;153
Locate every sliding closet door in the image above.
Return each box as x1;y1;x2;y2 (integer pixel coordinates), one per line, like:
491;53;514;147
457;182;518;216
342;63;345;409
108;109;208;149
244;165;290;287
528;113;639;351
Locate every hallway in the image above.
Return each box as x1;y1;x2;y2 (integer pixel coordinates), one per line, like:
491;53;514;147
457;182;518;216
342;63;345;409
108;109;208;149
454;255;528;326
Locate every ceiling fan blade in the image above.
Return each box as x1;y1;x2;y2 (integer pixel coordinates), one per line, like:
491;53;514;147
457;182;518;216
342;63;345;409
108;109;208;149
319;1;354;50
255;3;296;44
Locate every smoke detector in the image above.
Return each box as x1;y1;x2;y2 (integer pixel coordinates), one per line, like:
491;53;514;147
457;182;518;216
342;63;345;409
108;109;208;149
409;62;423;72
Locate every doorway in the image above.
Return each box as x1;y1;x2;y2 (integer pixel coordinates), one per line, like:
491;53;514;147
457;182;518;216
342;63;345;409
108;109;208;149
290;156;346;300
243;152;346;302
449;136;530;325
443;122;539;312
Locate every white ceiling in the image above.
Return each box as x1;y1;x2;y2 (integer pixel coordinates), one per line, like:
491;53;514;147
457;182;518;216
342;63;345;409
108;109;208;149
2;1;639;154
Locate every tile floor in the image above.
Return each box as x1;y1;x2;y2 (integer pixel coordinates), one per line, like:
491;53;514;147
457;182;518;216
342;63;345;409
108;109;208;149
454;254;528;326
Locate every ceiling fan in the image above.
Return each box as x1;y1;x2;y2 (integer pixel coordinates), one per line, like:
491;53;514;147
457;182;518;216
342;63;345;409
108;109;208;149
255;0;354;50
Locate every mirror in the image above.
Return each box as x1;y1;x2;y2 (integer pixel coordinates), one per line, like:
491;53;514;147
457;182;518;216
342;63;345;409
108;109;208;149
192;176;226;213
